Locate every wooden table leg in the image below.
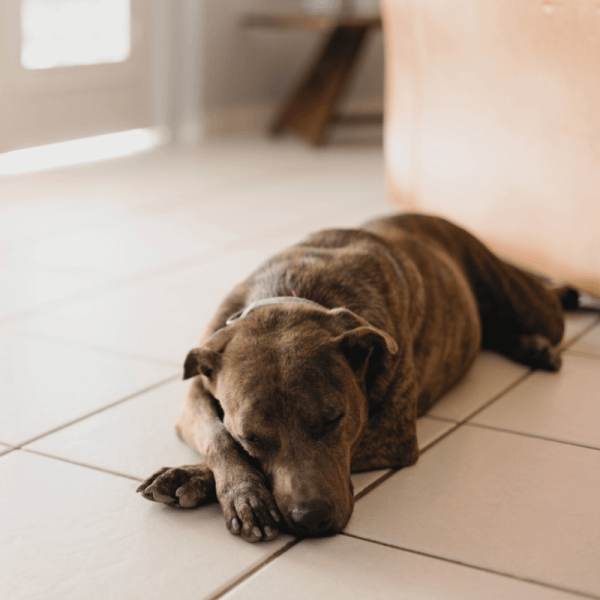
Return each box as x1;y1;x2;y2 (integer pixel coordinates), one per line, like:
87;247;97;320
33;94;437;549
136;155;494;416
271;25;371;145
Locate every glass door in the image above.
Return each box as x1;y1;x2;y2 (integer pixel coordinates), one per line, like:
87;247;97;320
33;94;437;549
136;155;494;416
0;0;153;152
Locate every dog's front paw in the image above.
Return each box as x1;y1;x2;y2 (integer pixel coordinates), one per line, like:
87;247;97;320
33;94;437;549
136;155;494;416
217;472;282;543
136;463;216;508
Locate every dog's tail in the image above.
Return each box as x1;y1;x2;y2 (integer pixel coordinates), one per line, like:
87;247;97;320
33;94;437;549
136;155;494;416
544;282;600;311
551;285;580;310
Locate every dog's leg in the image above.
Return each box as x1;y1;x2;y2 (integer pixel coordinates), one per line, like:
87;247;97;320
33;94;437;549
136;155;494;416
351;380;420;472
441;223;568;370
368;214;568;371
137;463;216;507
497;332;562;371
138;380;281;542
471;259;567;370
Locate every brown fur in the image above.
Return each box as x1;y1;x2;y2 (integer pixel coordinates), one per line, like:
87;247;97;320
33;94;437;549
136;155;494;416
137;213;568;542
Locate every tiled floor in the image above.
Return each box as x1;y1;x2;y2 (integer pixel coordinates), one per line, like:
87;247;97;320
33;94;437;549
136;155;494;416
1;138;599;600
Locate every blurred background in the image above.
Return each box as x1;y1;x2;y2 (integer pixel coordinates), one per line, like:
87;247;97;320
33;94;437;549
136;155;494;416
1;0;598;295
0;0;384;152
0;0;393;337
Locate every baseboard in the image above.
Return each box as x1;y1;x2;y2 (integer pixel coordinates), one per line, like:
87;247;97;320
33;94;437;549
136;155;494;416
205;96;384;139
205;104;274;138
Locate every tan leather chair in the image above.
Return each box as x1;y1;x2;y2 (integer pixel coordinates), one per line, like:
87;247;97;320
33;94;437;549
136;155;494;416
382;0;600;298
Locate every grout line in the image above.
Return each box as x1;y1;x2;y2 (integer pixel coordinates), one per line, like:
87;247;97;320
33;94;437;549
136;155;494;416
12;329;182;368
460;370;534;423
207;539;301;600
464;421;600;452
353;469;397;502
16;374;179;448
112;197;383;287
419;423;463;452
421;414;457;423
0;278;134;328
21;448;142;482
561;315;600;350
418;422;463;455
355;370;535;503
1;192;387;329
354;422;466;502
0;240;231;329
259;319;600;526
342;533;600;600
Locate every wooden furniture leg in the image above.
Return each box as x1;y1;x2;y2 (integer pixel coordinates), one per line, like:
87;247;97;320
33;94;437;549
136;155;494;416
271;25;371;145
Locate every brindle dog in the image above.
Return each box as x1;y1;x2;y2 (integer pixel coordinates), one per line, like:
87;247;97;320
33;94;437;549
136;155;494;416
137;213;575;542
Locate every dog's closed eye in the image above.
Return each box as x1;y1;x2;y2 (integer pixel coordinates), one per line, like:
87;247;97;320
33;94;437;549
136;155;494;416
242;434;261;446
322;412;345;435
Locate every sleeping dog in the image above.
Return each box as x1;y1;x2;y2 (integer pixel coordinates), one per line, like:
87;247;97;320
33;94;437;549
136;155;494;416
137;213;573;542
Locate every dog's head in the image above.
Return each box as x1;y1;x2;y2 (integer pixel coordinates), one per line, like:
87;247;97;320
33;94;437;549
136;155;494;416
183;303;397;536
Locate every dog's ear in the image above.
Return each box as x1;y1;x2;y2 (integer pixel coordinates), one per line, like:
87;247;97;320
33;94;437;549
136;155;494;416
330;308;398;383
183;326;236;380
183;348;220;380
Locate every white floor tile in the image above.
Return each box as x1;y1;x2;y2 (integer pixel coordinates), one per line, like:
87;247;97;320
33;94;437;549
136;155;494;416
427;351;529;422
26;379;202;480
20;248;279;364
351;417;454;496
567;321;600;357
0;263;108;322
416;415;456;448
26;374;413;504
26;384;455;489
4;139;598;599
351;470;389;496
0;331;177;445
0;139;332;214
0;195;123;249
0;451;292;600
224;534;580;600
562;312;599;347
20;201;394;364
471;353;600;449
141;171;386;239
346;425;600;597
9;211;238;280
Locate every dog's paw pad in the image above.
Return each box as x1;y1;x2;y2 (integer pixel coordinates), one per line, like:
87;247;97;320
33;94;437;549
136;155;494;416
174;482;211;508
137;464;215;508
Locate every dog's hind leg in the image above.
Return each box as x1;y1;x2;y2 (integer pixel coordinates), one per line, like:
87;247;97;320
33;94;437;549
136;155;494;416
462;245;568;371
494;332;562;371
371;214;569;370
402;214;569;370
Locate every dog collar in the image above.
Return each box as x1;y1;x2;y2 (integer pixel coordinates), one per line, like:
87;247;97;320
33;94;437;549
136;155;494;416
225;296;324;325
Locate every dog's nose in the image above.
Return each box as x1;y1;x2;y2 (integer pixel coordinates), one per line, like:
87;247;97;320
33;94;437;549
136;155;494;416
288;500;333;535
